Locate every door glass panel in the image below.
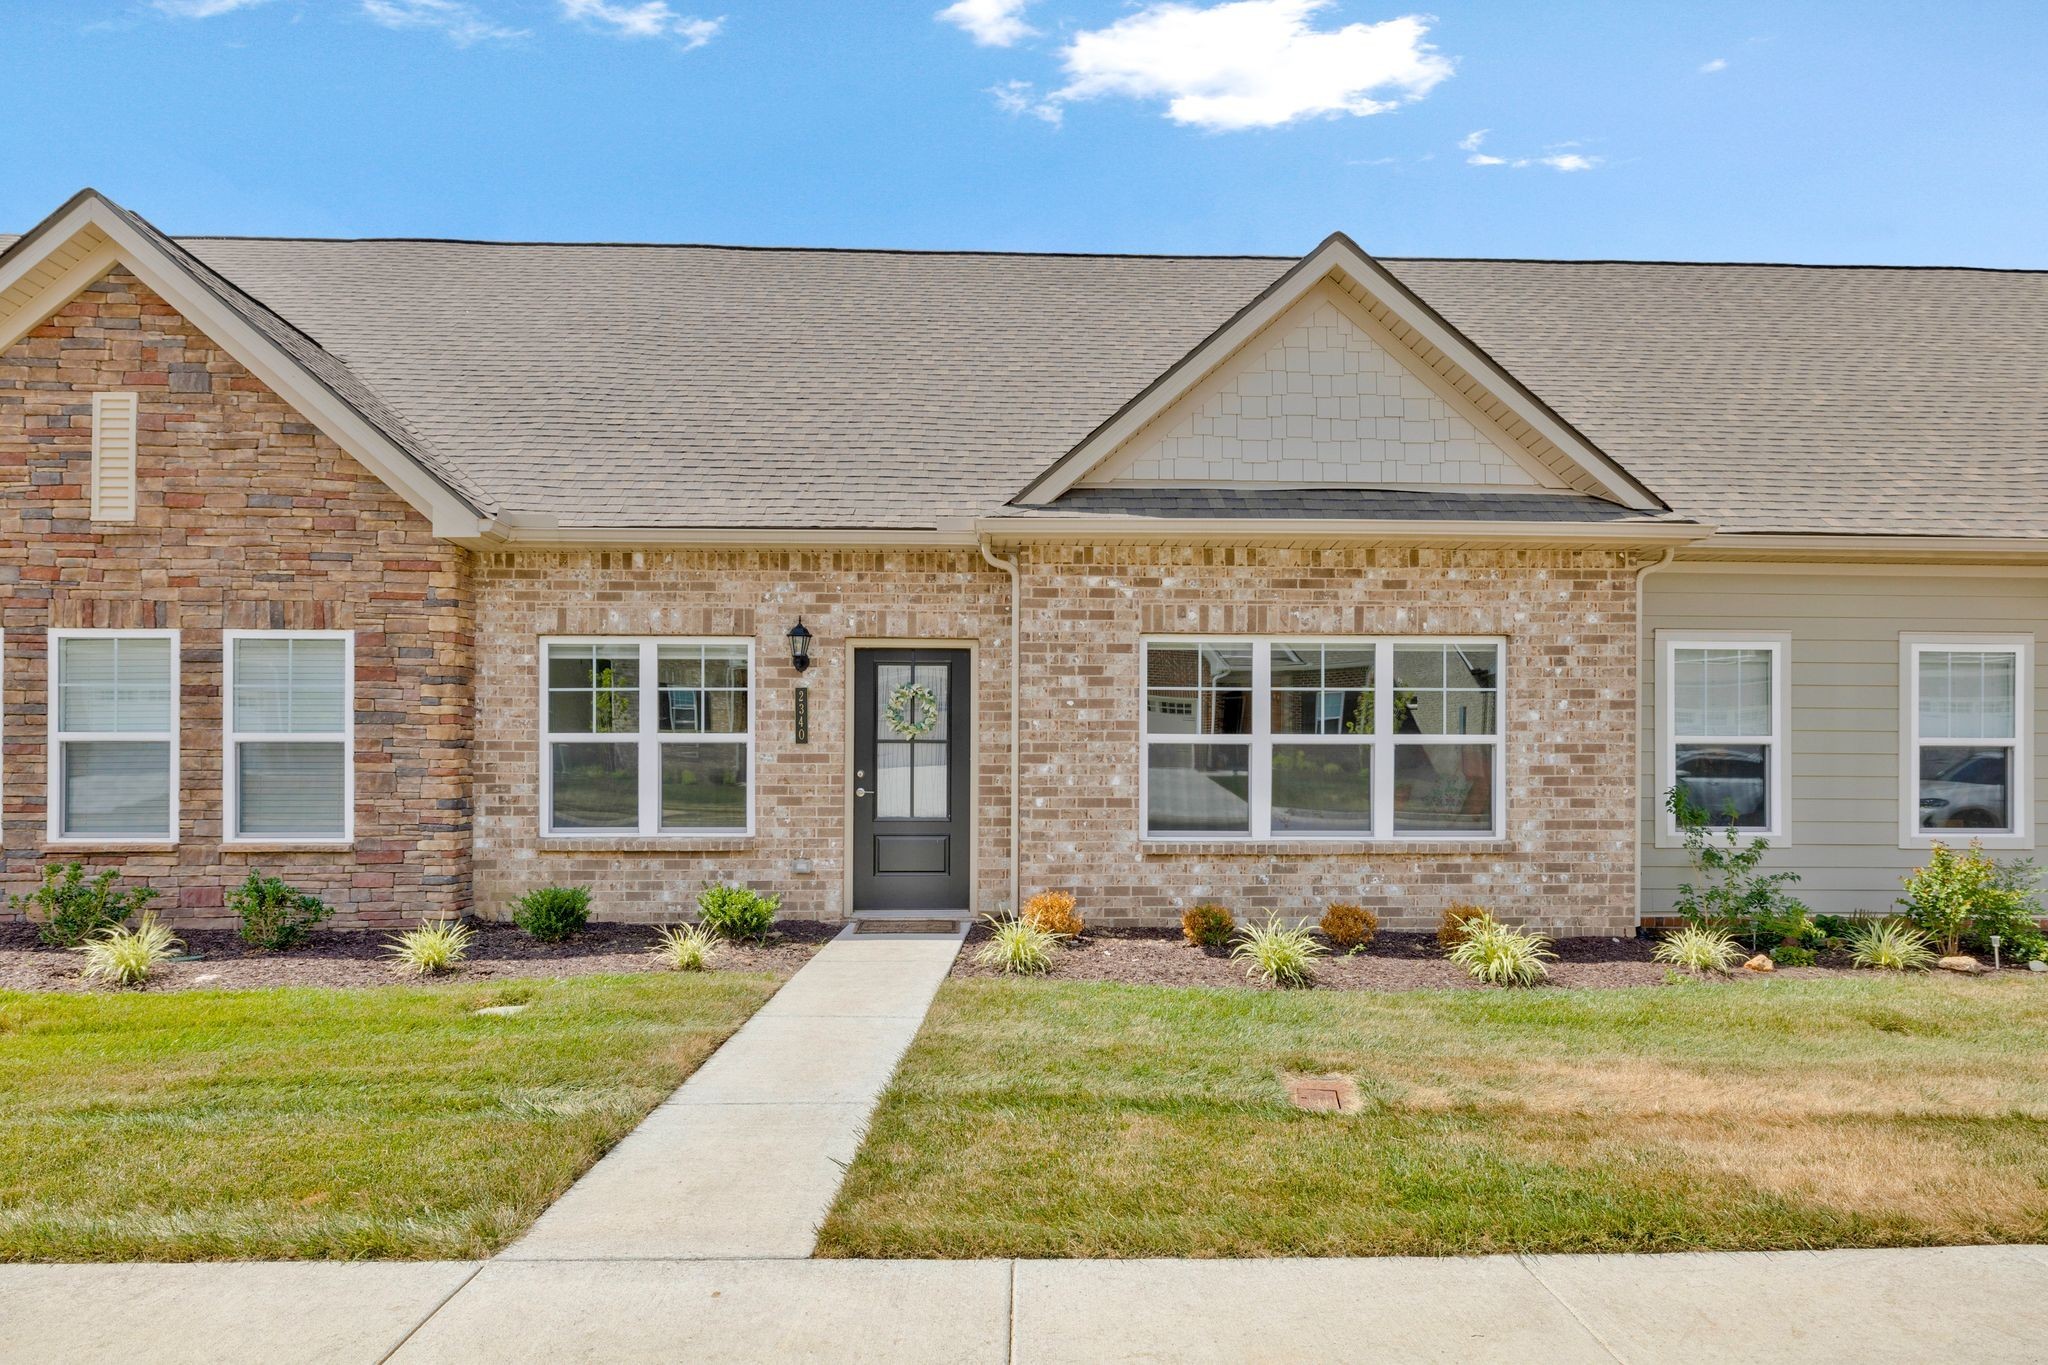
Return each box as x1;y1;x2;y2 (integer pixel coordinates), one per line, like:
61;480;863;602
912;743;948;818
876;740;913;818
874;662;950;820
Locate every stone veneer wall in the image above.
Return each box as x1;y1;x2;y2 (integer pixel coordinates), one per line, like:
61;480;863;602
0;269;474;930
469;549;1015;923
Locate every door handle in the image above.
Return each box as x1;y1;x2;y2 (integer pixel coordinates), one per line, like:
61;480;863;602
854;787;869;798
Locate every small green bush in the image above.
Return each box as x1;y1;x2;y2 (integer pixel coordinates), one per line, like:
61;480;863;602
75;912;182;987
1847;919;1937;972
385;918;473;976
230;872;333;951
1230;917;1328;988
1967;857;2048;964
1665;786;1808;948
1769;944;1817;968
1180;903;1234;948
652;923;719;972
696;883;779;941
1652;925;1741;974
1899;842;2026;956
975;913;1059;975
511;885;591;943
11;863;160;948
1450;919;1555;987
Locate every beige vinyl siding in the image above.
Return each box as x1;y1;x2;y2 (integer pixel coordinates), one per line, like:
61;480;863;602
1641;567;2048;918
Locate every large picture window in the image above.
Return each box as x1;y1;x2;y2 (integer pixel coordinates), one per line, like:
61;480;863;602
49;630;178;841
1657;632;1789;842
225;632;352;842
542;638;752;836
1141;637;1504;840
1902;635;2032;847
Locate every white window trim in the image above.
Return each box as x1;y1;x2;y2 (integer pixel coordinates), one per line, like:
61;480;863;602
539;636;756;838
46;627;181;846
1898;633;2033;851
1655;630;1792;848
222;630;355;847
1139;635;1507;843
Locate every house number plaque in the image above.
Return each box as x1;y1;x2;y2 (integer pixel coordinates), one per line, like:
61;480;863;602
794;685;810;744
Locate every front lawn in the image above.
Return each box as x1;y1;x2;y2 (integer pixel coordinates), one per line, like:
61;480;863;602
0;973;777;1261
817;974;2048;1258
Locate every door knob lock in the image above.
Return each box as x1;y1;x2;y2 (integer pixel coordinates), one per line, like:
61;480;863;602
855;787;869;798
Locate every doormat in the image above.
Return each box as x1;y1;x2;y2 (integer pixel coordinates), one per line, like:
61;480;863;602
853;918;964;934
1282;1073;1364;1114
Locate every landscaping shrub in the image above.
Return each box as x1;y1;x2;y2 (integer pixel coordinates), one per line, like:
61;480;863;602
1021;890;1083;938
10;863;160;949
1769;944;1818;968
1319;902;1378;950
1437;903;1492;949
1449;919;1554;987
1230;917;1327;988
75;912;182;988
1652;924;1741;974
1898;841;2027;956
1665;786;1808;949
230;872;333;951
975;914;1059;975
696;883;780;941
511;885;591;943
1968;857;2048;965
1847;919;1937;972
652;923;719;972
1180;903;1234;948
385;918;474;976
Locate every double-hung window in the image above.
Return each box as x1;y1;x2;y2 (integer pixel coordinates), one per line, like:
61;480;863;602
1141;637;1504;840
1657;632;1789;841
1902;635;2032;847
49;630;178;841
225;632;353;842
542;638;753;836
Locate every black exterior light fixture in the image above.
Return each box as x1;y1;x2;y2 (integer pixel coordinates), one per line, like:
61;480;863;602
787;619;813;674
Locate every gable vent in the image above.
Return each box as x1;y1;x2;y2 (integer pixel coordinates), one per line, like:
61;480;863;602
90;392;139;522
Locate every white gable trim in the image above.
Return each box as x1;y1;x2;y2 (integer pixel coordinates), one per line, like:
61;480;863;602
0;192;487;538
1017;234;1662;511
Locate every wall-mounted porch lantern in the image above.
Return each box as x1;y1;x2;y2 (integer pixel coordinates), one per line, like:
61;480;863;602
787;619;813;674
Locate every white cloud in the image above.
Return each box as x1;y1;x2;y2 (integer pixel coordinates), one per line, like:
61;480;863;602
990;79;1063;124
560;0;723;45
1535;152;1598;171
939;0;1035;47
1699;56;1728;73
1459;131;1601;172
1457;128;1488;152
1044;1;1452;131
361;0;525;44
1465;152;1504;166
153;0;272;15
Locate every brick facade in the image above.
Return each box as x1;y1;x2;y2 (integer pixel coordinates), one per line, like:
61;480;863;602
0;269;473;930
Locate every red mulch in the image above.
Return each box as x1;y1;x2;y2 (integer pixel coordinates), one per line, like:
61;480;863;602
0;919;837;994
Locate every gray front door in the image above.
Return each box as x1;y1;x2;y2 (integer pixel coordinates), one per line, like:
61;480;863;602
853;648;970;911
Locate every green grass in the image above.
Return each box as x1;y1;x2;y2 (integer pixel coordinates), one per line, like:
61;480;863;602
0;973;777;1261
817;975;2048;1259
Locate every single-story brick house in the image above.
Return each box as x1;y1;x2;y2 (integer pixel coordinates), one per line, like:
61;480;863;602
3;188;2044;936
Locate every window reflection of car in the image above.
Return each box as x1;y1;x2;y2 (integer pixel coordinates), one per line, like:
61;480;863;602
1676;747;1766;826
1920;749;2009;829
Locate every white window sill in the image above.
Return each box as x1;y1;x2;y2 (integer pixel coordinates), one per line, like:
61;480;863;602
538;835;754;854
1141;837;1511;857
42;839;177;851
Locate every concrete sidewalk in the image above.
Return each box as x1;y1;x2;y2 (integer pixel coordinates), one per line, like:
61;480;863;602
500;920;965;1261
6;1246;2044;1363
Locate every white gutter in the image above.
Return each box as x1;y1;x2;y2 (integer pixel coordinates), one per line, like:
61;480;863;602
978;537;1022;918
972;515;1708;547
1633;547;1678;931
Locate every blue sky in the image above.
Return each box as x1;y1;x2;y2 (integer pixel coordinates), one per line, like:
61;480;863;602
7;1;2046;264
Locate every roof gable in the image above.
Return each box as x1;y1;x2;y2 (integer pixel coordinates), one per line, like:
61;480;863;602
1017;233;1664;511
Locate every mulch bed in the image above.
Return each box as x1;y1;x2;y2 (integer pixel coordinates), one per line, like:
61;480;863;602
0;919;838;994
951;926;1873;991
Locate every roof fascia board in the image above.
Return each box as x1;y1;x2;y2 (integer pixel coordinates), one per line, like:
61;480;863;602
974;514;1709;548
453;525;984;552
1695;532;2048;559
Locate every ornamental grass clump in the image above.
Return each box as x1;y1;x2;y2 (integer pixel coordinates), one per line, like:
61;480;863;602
511;885;591;944
1021;890;1083;938
385;918;474;976
1449;918;1555;987
1230;917;1328;988
1319;902;1378;951
652;923;719;972
75;912;183;988
1847;919;1938;972
1180;903;1234;948
1652;925;1742;974
975;913;1060;975
696;883;779;942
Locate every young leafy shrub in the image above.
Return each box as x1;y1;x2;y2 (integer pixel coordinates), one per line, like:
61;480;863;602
1847;919;1937;972
1769;944;1817;968
1437;903;1493;949
1665;785;1808;948
974;913;1059;975
511;885;591;944
1319;902;1378;950
1898;841;2021;956
1180;903;1235;948
1968;856;2048;965
385;918;474;976
1652;924;1741;974
75;912;183;988
1230;916;1328;988
10;863;160;949
1021;890;1083;938
230;872;334;951
696;883;779;941
1449;919;1555;987
652;923;719;972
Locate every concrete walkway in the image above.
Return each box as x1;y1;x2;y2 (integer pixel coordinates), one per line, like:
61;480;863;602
6;1246;2045;1363
500;920;966;1261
